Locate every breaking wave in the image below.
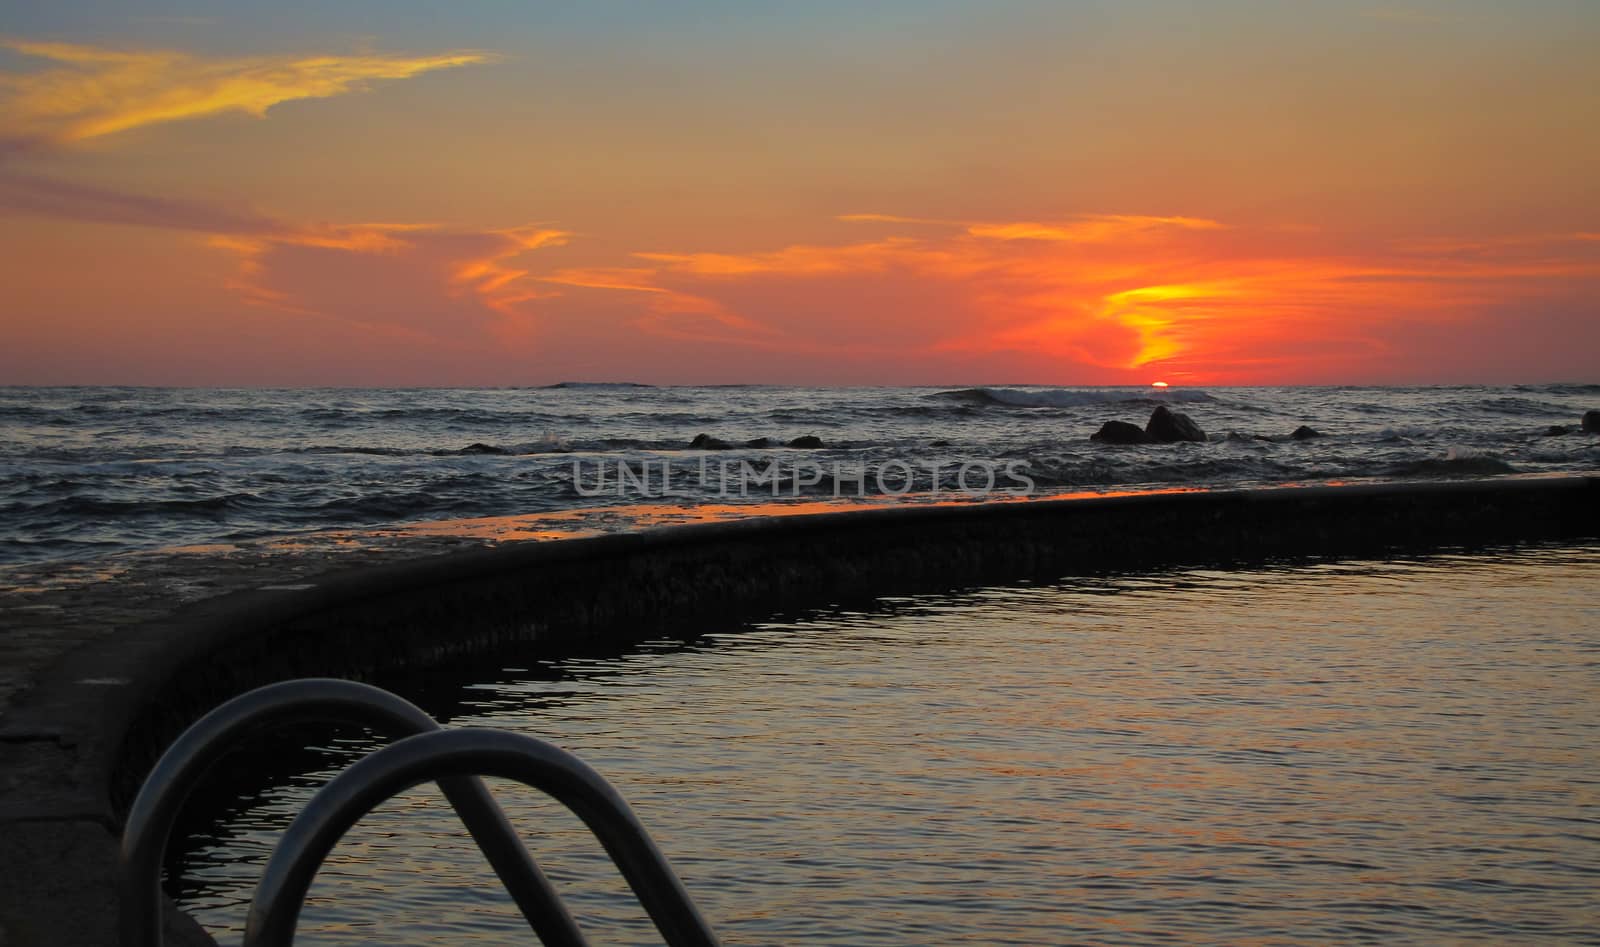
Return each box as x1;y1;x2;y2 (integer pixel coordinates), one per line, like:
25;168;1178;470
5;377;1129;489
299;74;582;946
933;387;1216;408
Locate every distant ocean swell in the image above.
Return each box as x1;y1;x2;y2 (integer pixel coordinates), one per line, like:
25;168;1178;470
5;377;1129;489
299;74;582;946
934;386;1218;407
0;385;1595;565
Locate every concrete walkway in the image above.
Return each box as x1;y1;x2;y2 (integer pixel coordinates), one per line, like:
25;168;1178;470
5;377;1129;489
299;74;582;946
0;531;500;947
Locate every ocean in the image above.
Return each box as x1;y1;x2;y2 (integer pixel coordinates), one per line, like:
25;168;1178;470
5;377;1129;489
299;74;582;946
2;384;1596;566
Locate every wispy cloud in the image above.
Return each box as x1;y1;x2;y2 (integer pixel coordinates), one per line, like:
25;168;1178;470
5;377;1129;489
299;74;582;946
964;215;1225;242
0;37;490;146
835;213;949;226
0;160;568;339
210;224;572;333
839;212;1225;242
0;167;275;231
636;239;923;279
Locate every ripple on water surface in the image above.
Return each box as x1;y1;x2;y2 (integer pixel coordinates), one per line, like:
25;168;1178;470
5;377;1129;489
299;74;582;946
174;544;1600;945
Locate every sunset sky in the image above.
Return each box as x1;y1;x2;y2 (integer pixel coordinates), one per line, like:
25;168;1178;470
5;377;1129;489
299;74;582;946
2;1;1596;386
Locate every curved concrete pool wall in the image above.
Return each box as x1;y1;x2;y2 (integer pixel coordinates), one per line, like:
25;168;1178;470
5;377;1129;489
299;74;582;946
1;476;1596;946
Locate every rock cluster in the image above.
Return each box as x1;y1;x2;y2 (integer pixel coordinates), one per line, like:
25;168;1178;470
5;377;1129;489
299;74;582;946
1091;406;1208;444
1089;420;1151;444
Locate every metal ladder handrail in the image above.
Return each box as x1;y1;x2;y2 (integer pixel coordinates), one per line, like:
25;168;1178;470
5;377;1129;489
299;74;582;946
119;678;585;946
242;727;721;947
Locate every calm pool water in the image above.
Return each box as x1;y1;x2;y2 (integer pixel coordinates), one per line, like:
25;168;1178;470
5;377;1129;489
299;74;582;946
175;544;1600;945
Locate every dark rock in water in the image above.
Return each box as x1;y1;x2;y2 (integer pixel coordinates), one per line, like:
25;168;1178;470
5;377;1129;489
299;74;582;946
1145;405;1206;443
1545;425;1572;436
459;442;508;455
746;437;773;448
1090;420;1151;444
690;433;731;450
1290;425;1323;440
929;439;951;447
787;435;824;448
1584;410;1600;433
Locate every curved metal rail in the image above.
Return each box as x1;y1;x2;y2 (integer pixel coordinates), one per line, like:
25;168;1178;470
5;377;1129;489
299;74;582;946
119;678;585;947
243;727;720;947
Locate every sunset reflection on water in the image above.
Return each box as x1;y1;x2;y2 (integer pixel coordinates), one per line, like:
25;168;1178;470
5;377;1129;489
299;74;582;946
175;543;1599;945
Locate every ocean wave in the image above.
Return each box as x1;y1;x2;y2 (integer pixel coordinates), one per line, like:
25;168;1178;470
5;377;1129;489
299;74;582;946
290;445;413;457
1375;426;1439;442
875;403;983;419
540;381;655;390
308;487;494;519
432;443;513;457
0;405;77;425
607;411;730;424
66;402;271;421
0;536;124;556
295;406;555;426
1449;397;1572;417
932;387;1215;408
281;441;585;458
7;492;266;519
1386;448;1517;478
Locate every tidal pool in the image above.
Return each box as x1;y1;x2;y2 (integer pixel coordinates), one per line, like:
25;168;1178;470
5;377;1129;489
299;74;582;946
173;543;1600;945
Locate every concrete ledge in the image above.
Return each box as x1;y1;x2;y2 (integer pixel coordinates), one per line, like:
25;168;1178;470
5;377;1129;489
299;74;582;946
2;476;1597;945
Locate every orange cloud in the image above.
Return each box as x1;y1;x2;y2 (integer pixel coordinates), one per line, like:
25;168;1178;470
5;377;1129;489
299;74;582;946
452;227;571;315
637;238;925;278
543;215;1600;381
838;212;1226;243
211;223;571;336
540;264;784;347
964;215;1226;242
0;38;489;145
8;160;1595;383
